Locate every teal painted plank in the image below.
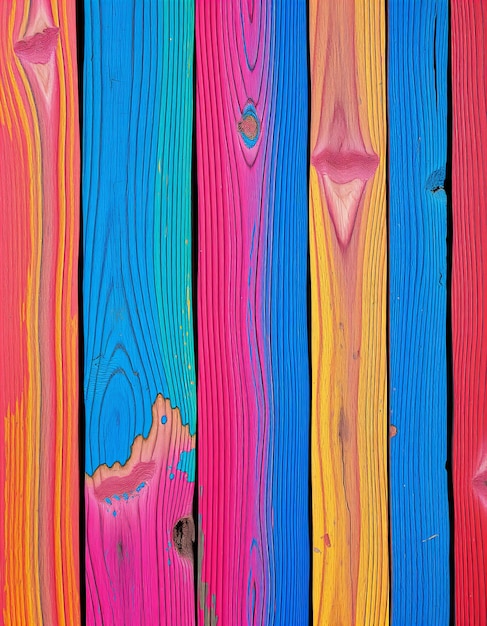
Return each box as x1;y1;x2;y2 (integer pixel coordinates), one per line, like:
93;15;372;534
82;2;196;623
388;1;450;623
83;0;195;474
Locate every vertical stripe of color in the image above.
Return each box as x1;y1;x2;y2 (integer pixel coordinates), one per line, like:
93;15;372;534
82;1;196;623
451;2;487;624
0;0;80;623
388;2;450;623
196;2;310;624
309;1;389;623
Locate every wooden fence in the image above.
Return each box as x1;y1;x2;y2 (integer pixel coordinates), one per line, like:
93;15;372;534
0;1;486;625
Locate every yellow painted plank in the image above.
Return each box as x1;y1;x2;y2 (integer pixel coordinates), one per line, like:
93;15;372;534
309;1;388;623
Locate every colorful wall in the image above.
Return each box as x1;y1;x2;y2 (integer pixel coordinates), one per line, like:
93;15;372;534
0;1;486;624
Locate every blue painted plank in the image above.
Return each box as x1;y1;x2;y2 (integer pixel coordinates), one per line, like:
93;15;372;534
388;1;450;624
83;1;196;475
267;3;310;623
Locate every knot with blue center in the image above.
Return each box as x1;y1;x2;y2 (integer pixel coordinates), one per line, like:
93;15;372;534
238;101;260;148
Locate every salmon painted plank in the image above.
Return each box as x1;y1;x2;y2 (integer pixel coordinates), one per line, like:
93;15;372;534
309;1;389;623
451;2;487;624
196;2;310;624
82;2;196;624
388;2;450;623
0;1;80;623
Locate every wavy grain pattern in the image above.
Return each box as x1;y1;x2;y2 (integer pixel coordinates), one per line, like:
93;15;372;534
82;2;196;623
0;0;80;623
309;1;388;623
196;1;310;624
388;2;450;623
451;2;487;624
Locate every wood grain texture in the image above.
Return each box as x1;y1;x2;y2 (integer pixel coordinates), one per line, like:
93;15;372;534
309;1;388;623
0;0;80;623
388;2;450;623
82;2;196;623
196;1;310;624
451;2;487;624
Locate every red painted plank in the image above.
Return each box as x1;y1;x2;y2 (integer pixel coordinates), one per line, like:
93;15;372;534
452;2;487;624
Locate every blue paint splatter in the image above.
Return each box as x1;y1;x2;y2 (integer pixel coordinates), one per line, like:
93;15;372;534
123;492;129;501
112;511;117;517
177;448;196;482
169;473;174;480
161;415;167;424
105;497;112;505
136;482;146;492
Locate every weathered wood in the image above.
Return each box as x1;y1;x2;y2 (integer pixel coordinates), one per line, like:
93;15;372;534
196;1;310;623
309;1;388;623
0;0;80;622
388;2;450;623
451;2;487;624
82;2;196;623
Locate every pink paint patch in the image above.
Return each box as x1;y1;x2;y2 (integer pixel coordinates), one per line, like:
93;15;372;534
15;27;59;64
312;148;378;184
93;461;156;502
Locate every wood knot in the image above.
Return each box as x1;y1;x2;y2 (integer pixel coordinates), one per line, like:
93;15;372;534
425;167;446;195
312;103;379;247
173;517;195;559
238;101;260;148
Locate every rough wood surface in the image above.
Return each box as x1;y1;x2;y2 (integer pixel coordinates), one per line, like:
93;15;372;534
388;2;450;623
451;2;487;624
196;1;310;624
309;1;388;623
82;2;196;623
0;0;80;622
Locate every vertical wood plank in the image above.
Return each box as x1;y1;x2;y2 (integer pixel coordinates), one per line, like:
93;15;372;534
309;1;388;623
82;2;196;624
196;2;310;624
451;2;487;624
0;0;80;623
388;2;450;623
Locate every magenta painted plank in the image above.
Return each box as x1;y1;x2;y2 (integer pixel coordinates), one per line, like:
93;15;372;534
196;2;310;624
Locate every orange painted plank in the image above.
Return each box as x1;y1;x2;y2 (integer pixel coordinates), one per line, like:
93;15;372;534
0;1;80;623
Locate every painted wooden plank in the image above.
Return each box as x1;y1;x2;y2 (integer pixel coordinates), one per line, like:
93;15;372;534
388;2;450;623
451;2;487;624
309;1;388;623
0;0;80;623
196;2;310;624
82;2;196;624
